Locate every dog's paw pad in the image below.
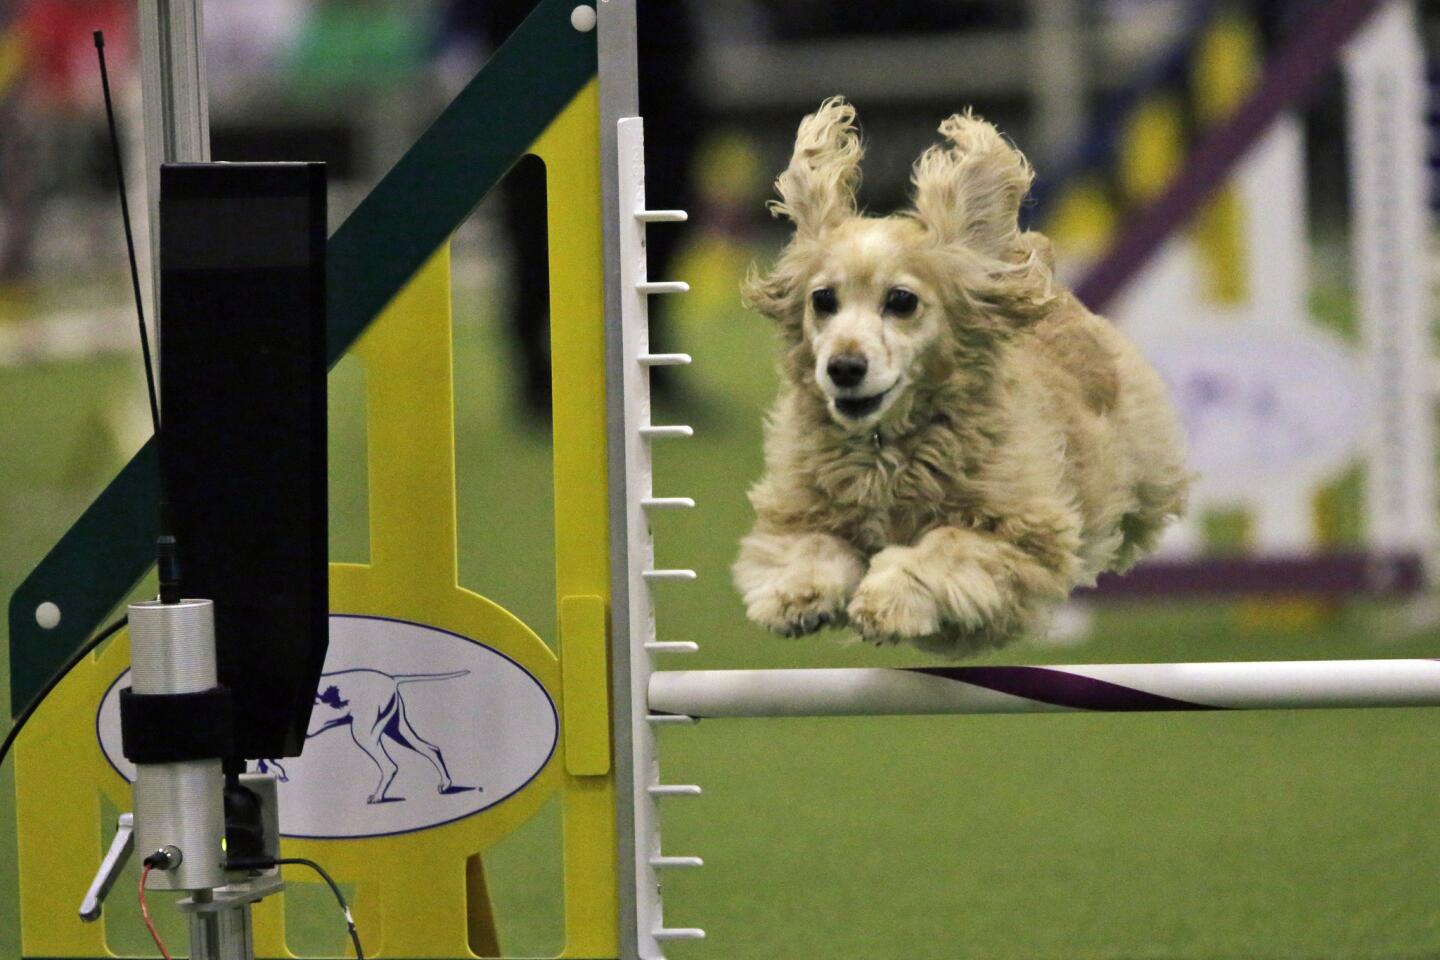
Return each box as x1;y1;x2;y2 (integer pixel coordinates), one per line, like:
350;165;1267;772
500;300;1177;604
848;568;941;641
779;609;841;637
746;583;849;638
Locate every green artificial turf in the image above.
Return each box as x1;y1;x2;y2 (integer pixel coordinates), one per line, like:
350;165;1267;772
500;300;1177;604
5;283;1440;960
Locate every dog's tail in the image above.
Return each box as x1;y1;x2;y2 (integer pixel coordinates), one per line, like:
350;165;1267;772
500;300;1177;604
393;670;471;685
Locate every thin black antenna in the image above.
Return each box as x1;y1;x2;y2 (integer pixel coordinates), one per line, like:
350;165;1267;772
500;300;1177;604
96;30;181;603
95;30;160;438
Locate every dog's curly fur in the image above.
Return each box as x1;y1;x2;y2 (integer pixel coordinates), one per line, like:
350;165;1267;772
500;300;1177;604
733;98;1191;656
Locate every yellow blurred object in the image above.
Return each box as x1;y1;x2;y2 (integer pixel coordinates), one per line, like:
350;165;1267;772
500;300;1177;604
1044;177;1118;264
0;28;27;98
1236;597;1341;632
1119;95;1186;203
694;130;766;207
1192;9;1261;123
1192;187;1248;304
663;130;771;325
0;281;38;326
671;232;753;322
1190;8;1261;304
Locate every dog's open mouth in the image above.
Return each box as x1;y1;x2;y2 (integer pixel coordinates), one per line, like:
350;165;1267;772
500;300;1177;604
834;387;892;420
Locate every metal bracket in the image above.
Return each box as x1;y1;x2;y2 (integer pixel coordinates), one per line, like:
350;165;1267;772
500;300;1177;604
79;813;135;922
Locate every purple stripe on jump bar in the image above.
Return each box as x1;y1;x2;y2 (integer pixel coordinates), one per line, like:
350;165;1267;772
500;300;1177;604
1076;0;1384;312
916;666;1221;712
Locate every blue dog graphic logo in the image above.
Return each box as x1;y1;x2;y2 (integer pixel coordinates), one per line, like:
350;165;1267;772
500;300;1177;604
289;668;480;805
99;615;561;839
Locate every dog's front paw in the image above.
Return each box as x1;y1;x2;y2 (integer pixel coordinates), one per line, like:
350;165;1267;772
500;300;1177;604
735;532;864;637
847;550;941;644
743;575;849;637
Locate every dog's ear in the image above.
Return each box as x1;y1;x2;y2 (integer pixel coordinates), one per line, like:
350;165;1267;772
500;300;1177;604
745;99;860;331
910;111;1032;260
912;112;1056;323
769;97;863;239
741;255;805;338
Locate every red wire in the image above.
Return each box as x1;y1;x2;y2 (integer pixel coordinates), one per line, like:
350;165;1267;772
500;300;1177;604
138;864;174;960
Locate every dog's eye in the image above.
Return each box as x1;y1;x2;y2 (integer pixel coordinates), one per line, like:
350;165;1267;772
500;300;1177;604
811;288;838;314
884;288;919;317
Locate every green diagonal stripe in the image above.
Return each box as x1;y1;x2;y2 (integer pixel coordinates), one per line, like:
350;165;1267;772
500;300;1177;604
7;442;159;711
327;0;596;363
8;0;596;714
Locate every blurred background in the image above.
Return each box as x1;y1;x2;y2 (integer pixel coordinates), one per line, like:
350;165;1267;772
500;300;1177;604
7;0;1440;957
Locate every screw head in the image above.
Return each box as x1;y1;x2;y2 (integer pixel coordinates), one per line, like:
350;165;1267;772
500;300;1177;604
35;602;61;630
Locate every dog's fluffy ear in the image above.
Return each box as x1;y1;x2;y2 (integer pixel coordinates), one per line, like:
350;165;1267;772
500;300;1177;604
769;97;863;239
912;112;1056;322
745;98;860;333
741;254;806;338
911;111;1032;259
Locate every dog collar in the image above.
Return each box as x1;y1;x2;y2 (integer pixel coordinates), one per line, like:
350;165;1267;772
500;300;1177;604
869;411;947;450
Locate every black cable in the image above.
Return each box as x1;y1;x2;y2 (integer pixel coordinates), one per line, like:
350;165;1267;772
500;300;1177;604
227;857;365;958
275;858;364;959
94;29;181;605
0;617;128;771
94;30;160;438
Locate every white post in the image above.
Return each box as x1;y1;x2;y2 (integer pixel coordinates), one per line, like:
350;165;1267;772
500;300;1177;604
1238;116;1319;552
616;117;702;959
1342;0;1435;573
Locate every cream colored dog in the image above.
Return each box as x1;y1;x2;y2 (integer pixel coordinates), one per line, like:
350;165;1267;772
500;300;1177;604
733;98;1190;656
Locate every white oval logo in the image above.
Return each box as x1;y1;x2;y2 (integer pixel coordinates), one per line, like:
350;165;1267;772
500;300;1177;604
97;614;558;839
1136;323;1365;496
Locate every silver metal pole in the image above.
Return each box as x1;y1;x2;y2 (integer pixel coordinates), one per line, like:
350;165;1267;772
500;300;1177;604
650;660;1440;719
137;0;210;316
128;599;226;890
598;3;645;959
187;894;254;960
133;8;247;959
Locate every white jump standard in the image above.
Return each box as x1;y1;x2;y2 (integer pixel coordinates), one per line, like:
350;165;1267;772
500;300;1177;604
591;3;1438;959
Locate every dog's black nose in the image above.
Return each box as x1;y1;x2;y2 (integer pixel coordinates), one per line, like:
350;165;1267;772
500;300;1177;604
827;355;868;388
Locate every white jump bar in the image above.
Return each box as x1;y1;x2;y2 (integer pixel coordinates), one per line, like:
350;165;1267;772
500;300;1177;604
649;660;1440;718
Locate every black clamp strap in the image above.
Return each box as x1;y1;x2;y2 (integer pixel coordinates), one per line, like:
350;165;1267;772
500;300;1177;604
119;686;234;764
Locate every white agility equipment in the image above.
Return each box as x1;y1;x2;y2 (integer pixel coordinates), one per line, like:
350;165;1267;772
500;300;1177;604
650;661;1440;718
596;2;1440;957
1113;1;1434;584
